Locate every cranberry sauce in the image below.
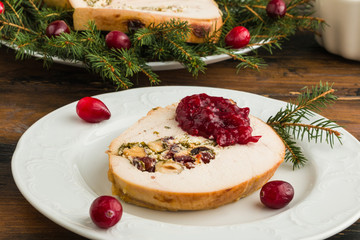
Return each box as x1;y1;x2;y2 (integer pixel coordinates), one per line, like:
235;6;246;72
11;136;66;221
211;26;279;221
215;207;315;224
175;93;261;147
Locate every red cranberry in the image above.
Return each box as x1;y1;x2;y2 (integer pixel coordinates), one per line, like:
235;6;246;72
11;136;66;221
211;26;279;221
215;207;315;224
260;180;294;209
0;2;5;14
225;26;251;49
105;31;131;50
175;94;261;147
76;97;111;123
90;196;123;229
132;157;156;172
266;0;287;18
45;20;70;38
190;147;215;163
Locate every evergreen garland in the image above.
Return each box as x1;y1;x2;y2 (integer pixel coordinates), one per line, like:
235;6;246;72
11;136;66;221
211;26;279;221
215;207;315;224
0;0;323;89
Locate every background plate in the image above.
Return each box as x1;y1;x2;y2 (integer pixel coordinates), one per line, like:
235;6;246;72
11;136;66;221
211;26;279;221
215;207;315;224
1;41;262;71
11;86;360;240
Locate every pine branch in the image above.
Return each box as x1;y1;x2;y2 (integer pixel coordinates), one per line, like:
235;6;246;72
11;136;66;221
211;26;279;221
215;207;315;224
85;53;133;89
0;19;35;33
287;0;312;11
0;0;325;88
275;126;308;168
216;46;266;70
133;19;190;46
267;82;342;168
131;19;206;75
138;65;160;85
44;32;85;60
243;4;265;23
269;82;337;124
112;48;160;84
163;36;206;75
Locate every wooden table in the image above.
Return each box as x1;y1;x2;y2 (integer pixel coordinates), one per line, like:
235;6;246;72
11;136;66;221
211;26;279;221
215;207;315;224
1;31;359;239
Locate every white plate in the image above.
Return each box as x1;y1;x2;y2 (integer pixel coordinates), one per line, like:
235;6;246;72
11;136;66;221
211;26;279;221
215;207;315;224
1;41;262;71
12;86;360;240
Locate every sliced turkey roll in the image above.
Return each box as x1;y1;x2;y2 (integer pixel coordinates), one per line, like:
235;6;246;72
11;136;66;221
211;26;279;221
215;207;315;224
68;0;223;43
107;101;285;211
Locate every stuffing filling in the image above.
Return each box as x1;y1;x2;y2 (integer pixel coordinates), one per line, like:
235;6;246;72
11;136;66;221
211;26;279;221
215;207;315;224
118;136;216;173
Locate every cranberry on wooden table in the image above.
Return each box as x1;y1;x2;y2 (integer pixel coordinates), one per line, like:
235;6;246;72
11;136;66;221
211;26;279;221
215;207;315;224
45;20;70;38
266;0;287;18
260;180;294;209
225;26;251;49
76;97;111;123
105;31;131;50
90;196;123;229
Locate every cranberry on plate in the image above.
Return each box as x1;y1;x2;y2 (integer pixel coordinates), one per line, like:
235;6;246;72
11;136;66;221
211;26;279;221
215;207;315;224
0;1;5;15
76;96;111;123
266;0;287;19
105;31;131;50
260;180;294;209
225;26;251;49
45;20;71;38
90;196;123;229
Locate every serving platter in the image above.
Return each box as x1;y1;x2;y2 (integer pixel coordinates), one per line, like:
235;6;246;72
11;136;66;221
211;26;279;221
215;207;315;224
11;86;360;240
1;40;262;71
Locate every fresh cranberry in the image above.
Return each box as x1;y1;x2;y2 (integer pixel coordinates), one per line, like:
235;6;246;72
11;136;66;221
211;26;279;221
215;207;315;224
266;0;287;18
76;97;111;123
90;196;123;229
174;155;194;164
260;180;294;209
175;94;261;147
132;157;156;172
190;147;214;163
199;151;214;164
45;20;70;38
0;2;5;14
225;26;251;49
105;31;131;50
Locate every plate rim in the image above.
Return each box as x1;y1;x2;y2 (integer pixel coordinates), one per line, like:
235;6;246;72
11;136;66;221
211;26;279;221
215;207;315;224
0;40;264;71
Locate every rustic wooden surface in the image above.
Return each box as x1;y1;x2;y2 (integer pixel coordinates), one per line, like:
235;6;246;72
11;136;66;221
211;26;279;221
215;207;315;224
0;31;359;239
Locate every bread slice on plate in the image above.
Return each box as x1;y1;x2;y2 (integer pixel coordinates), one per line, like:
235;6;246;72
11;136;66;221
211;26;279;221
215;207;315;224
68;0;223;43
107;102;285;211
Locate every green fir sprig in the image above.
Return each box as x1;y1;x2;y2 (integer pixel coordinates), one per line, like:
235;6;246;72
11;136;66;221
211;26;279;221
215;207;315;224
267;82;342;169
0;0;324;88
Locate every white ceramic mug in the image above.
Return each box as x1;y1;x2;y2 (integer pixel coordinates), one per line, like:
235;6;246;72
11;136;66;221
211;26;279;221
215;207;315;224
314;0;360;61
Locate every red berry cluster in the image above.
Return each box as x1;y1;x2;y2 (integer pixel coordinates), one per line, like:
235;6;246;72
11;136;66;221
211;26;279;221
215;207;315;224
225;0;287;49
45;20;131;50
